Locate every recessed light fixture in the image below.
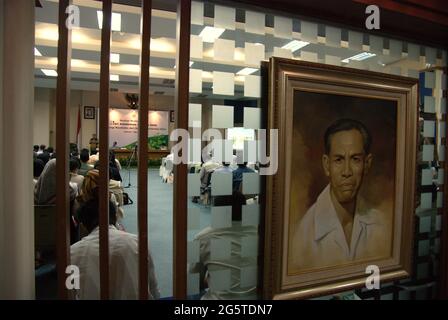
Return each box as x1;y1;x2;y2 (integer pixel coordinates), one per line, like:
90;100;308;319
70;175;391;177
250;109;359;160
342;52;376;63
281;40;309;52
97;11;122;32
110;74;120;81
236;67;258;76
110;53;120;64
174;61;194;69
199;26;225;43
41;69;57;77
34;48;42;56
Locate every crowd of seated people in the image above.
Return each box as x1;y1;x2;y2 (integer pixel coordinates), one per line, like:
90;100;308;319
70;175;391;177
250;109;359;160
32;145;156;299
70;198;159;299
78;148;93;176
33;146;126;236
188;151;256;205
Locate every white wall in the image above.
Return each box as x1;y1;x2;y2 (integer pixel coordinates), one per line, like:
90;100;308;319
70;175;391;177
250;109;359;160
80;90;98;149
33;88;52;146
69;90;82;144
49;89;56;148
34;90;176;151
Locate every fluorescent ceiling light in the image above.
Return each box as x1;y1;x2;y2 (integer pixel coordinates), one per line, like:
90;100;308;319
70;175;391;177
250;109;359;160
174;61;194;69
281;40;309;52
41;69;57;77
199;26;225;43
342;52;376;63
110;53;120;64
34;48;42;56
236;67;258;76
97;11;121;32
110;74;120;81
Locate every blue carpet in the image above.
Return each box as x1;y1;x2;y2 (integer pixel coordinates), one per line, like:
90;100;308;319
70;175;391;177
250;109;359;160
121;168;211;298
121;168;173;298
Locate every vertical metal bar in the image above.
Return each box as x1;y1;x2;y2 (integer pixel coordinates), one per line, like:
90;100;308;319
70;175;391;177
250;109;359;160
440;67;448;299
55;0;72;300
138;0;152;300
99;0;112;300
173;0;190;299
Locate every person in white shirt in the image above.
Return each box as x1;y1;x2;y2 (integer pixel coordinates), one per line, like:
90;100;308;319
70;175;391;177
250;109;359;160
70;198;160;300
291;119;391;270
69;157;84;191
37;144;46;155
213;162;234;174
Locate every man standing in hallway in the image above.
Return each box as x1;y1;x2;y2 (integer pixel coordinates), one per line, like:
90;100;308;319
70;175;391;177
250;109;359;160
89;133;98;154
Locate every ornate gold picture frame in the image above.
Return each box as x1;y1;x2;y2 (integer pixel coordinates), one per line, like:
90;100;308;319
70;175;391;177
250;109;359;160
264;58;418;299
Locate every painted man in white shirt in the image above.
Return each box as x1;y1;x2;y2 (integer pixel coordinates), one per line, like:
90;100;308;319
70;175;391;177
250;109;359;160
292;119;390;271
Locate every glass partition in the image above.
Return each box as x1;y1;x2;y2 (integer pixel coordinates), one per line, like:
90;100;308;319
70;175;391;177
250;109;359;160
187;0;447;300
33;0;178;299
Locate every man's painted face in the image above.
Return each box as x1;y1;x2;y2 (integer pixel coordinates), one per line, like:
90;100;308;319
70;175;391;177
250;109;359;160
322;129;372;204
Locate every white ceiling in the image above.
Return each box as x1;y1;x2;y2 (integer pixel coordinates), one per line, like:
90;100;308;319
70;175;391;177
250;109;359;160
35;0;178;95
34;0;438;99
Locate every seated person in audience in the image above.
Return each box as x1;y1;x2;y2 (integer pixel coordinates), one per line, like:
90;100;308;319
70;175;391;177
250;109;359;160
162;152;174;182
109;150;122;171
69;157;84;190
232;162;255;191
35;159;78;205
33;145;39;159
46;147;54;157
230;150;238;170
199;154;220;189
209;163;233;197
77;169;125;226
213;162;233;174
37;150;50;165
189;191;258;300
70;198;160;300
78;148;93;176
88;149;99;165
33;159;45;188
37;144;46;155
93;160;123;184
34;158;79;244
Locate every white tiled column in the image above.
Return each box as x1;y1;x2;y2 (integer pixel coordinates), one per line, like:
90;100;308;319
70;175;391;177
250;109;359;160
0;0;35;299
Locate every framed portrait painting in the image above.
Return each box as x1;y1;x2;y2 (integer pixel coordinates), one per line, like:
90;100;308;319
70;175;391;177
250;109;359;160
264;58;418;299
84;106;95;119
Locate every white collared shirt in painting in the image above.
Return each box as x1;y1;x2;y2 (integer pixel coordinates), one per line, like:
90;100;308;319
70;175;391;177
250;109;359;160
291;185;391;271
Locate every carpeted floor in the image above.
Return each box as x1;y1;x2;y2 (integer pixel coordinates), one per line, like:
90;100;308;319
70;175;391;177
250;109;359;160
120;168;211;298
35;167;211;299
